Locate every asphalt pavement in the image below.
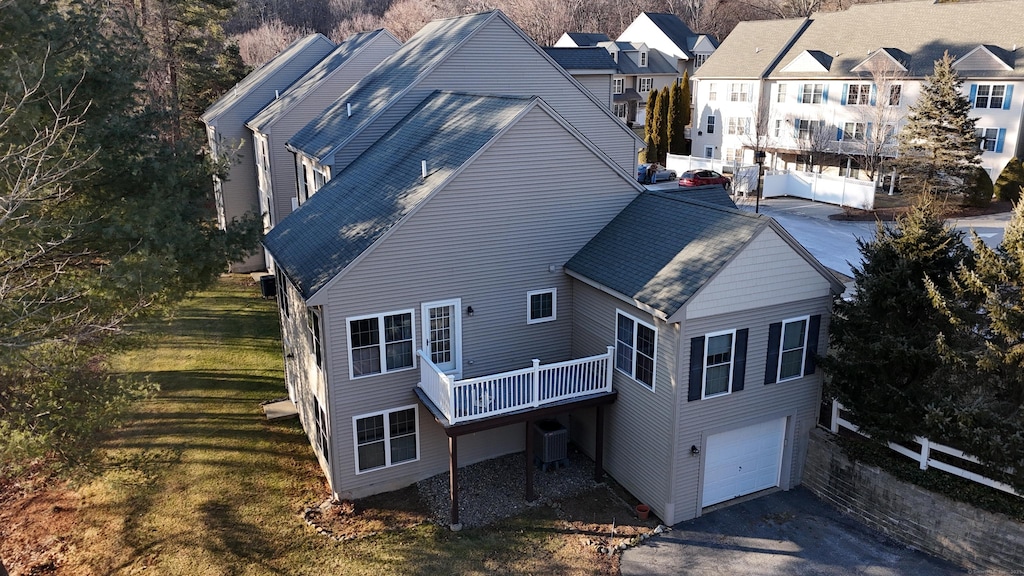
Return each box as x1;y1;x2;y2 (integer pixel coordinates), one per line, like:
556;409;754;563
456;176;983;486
619;488;965;576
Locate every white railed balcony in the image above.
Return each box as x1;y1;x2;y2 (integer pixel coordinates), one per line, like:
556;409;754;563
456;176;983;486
417;346;615;425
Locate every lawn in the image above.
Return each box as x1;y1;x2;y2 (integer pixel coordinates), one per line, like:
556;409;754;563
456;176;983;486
1;276;645;575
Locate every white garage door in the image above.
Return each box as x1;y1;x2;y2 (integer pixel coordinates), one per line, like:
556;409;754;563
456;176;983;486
702;417;786;507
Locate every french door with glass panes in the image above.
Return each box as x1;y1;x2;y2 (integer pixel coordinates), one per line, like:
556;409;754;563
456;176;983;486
422;299;461;378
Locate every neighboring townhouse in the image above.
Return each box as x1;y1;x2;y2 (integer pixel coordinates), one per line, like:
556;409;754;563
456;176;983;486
202;33;336;272
693;0;1024;179
553;32;611;48
617;12;718;76
264;71;843;527
598;40;678;126
542;47;618;109
285;10;643;203
246;29;400;241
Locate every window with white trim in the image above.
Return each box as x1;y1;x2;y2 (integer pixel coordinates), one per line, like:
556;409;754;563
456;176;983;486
277;273;290;318
774;119;784;138
776;83;787;103
777;317;809;381
613;77;624;94
308;309;322;369
702;330;735;398
694;53;708;69
888;85;902;106
796;119;822;140
527;289;556;324
639;77;653;92
727;117;750;135
707;83;717;101
706;115;716;134
845;83;871;105
729;83;751;102
613;102;627;119
723;147;742;163
977;127;1000;152
615;311;656;389
314;396;329;463
353;406;418;473
840;122;866;141
974;84;1007;109
348;310;415;378
639;51;648;67
800;83;824;104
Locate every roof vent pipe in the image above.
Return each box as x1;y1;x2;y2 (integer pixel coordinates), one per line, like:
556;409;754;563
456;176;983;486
421;160;427;178
275;89;280;99
347;103;352;117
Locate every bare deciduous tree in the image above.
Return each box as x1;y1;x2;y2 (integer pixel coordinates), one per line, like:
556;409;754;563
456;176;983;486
234;19;309;66
844;56;907;181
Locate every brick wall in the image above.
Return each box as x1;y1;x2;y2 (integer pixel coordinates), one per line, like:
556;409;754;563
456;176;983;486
803;427;1024;573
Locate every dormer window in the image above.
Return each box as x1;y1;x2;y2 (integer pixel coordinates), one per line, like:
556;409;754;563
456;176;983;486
639;51;648;67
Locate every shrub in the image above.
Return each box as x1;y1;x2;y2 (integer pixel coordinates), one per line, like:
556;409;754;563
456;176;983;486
962;166;993;207
995;157;1024;203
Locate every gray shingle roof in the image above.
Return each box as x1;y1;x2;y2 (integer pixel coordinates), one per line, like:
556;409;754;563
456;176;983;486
543;47;617;71
248;30;391;133
668;185;737;208
565;32;611;46
265;92;535;299
694;18;809;79
642;13;698;58
566;191;766;316
615;48;678;75
287;12;497;162
202;33;335;123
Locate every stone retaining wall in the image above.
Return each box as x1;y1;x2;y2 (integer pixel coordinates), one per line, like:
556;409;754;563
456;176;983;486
803;427;1024;573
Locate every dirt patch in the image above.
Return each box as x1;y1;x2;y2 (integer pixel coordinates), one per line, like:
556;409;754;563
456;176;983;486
830;199;1012;221
0;472;80;576
554;484;659;564
303;484;432;541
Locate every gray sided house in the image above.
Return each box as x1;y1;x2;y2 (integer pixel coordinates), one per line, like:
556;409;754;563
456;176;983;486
617;12;719;75
201;33;335;272
265;92;843;526
542;47;618;109
285;10;643;204
265;90;644;521
246;29;401;241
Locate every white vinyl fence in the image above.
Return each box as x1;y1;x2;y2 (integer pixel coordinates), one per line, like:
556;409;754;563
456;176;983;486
764;171;875;210
665;154;759;195
829;400;1020;497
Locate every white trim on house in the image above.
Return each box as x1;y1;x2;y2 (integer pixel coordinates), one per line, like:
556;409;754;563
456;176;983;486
422;298;462;378
346;308;417;380
776;315;810;382
701;328;736;399
526;288;557;324
614;309;658;391
352;404;420;474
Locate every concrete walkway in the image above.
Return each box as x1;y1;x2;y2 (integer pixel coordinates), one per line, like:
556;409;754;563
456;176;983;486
620;488;964;576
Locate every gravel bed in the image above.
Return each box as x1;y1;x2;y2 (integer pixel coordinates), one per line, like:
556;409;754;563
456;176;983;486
417;447;600;528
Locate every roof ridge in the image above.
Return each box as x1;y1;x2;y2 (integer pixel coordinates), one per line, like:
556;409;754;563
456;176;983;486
643;190;766;221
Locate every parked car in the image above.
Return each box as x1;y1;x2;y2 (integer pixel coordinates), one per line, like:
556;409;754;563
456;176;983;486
679;169;731;189
637;163;677;184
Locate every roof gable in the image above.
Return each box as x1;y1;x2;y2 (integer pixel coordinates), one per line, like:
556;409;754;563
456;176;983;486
265;92;537;299
781;49;833;73
694;18;808;79
851;48;910;74
954;44;1015;72
202;33;335;124
247;30;399;133
565;192;767;317
559;32;611;47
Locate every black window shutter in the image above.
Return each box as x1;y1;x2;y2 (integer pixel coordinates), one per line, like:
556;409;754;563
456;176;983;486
733;329;748;392
765;322;782;385
688;336;705;401
805;315;821;375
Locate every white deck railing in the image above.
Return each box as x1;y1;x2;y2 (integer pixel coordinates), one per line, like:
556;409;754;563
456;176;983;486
418;347;615;425
830;400;1020;497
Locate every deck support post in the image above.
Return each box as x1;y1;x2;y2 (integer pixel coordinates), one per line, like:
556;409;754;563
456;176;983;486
525;420;536;502
594;405;605;483
449;435;461;530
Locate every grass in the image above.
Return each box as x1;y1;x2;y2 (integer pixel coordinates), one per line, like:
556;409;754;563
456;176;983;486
10;275;635;576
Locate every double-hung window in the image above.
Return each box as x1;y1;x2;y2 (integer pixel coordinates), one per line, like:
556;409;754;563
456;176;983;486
353;406;418;473
308;309;322;368
694;53;708;69
729;83;750;102
800;83;824;104
888;85;902;106
703;331;734;397
706;115;716;134
795;119;819;140
527;289;556;324
688;329;748;400
776;83;787;103
844;83;871;105
314;396;330;463
613;77;624;94
613;102;626;118
615;311;656;389
707;83;717;101
348;310;415;378
973;84;1008;109
639;51;648;67
777;317;808;381
727;117;750;135
765;315;820;384
639;77;653;92
840;122;866;141
277;274;290;317
977;127;1005;152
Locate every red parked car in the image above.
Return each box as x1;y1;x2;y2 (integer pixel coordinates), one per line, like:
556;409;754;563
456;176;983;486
679;169;731;190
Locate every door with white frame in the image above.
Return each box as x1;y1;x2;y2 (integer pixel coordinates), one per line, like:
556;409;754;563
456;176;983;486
422;299;462;378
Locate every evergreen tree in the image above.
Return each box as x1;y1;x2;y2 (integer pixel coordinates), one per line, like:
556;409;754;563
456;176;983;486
643;133;657;164
680;70;692;129
821;202;974;443
656;86;670;162
645;88;659;162
668;80;686;155
995;157;1024;203
896;52;980;196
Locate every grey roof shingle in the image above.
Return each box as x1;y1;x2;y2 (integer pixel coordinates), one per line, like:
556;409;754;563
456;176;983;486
265;92;535;299
694;18;809;79
248;30;390;133
287;12;497;162
566;192;766;316
564;32;611;46
202;33;335;123
615;48;679;75
543;47;617;71
669;185;737;208
643;13;699;58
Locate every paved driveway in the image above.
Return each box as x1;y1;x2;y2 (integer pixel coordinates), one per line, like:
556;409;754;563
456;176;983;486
620;488;964;576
